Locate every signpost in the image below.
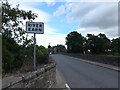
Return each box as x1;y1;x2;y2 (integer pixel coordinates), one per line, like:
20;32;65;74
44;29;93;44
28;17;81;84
26;22;44;70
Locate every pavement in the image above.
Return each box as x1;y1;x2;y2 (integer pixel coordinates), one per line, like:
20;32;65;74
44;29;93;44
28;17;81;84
51;68;71;90
52;68;66;88
51;54;119;88
67;55;120;71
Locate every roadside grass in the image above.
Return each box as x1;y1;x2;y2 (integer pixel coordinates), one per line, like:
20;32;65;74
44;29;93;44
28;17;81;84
104;54;120;57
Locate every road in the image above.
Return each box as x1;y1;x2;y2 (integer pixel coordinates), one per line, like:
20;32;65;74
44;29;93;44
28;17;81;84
51;54;118;88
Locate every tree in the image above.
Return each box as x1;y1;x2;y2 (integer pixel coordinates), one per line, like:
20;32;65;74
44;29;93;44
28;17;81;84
2;34;25;73
2;1;37;73
2;1;37;43
66;31;84;53
53;45;66;53
98;33;111;53
111;37;120;55
86;33;110;54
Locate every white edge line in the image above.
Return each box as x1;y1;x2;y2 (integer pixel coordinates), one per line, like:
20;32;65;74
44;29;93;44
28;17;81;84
65;83;71;90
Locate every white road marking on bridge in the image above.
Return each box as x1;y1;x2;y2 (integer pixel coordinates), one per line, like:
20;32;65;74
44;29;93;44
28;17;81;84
65;83;71;90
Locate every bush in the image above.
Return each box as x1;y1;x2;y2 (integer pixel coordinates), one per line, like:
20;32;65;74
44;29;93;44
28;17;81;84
2;35;24;73
23;45;49;65
36;45;49;64
2;39;49;74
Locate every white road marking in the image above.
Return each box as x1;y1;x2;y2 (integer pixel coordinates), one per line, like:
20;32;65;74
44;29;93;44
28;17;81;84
65;83;71;90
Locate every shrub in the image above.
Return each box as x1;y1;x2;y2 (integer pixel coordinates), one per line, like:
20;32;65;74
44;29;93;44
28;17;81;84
36;45;49;64
2;36;24;73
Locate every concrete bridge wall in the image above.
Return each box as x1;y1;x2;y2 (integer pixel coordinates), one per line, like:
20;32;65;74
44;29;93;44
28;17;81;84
2;63;56;89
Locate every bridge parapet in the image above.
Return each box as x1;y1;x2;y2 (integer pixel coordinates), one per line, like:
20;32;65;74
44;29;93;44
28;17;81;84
2;62;56;89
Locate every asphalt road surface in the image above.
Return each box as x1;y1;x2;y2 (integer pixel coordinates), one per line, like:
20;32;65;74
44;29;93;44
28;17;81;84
51;54;118;88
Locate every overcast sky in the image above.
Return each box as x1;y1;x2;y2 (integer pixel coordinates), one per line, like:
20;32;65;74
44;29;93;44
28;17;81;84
10;0;119;48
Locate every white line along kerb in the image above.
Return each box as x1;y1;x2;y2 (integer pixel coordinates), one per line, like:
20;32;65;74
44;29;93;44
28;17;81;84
65;83;71;90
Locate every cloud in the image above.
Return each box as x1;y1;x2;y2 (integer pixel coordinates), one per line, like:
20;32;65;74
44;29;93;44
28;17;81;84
75;26;118;39
54;2;118;38
9;1;66;47
36;32;66;48
35;24;66;47
9;0;119;2
53;5;67;16
10;4;51;23
9;0;56;6
66;3;118;29
53;3;73;16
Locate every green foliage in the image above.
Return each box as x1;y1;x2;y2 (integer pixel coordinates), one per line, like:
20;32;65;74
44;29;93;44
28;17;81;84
66;32;114;54
2;1;40;74
56;45;66;53
111;37;120;55
22;45;49;65
36;45;49;64
66;31;84;53
2;34;24;73
86;33;110;54
2;1;37;43
53;45;66;53
23;44;34;63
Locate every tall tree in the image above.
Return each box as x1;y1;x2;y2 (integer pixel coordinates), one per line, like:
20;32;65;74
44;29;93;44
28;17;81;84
66;31;84;53
2;1;37;73
98;33;110;53
111;37;120;55
2;1;37;44
86;33;110;54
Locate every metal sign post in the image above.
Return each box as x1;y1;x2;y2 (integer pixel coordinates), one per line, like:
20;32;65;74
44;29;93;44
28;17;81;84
34;33;36;70
26;22;44;71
